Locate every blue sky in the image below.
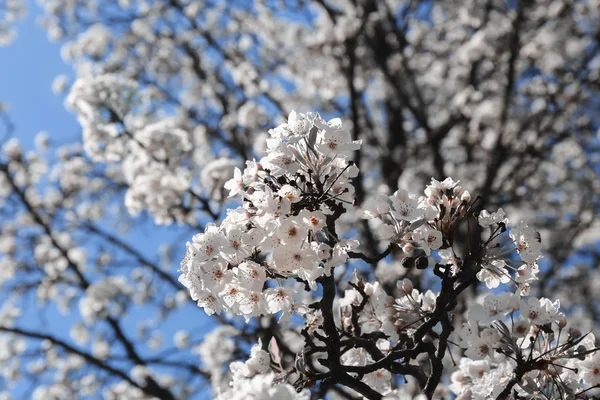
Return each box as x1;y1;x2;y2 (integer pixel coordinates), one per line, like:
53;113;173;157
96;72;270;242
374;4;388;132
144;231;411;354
0;2;78;150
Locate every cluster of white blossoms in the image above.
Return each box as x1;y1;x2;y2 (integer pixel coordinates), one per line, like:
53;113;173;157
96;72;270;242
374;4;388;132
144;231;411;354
363;178;541;293
451;291;600;399
66;74;139;163
0;0;26;46
179;111;361;322
66;75;213;225
217;371;309;400
179;112;599;399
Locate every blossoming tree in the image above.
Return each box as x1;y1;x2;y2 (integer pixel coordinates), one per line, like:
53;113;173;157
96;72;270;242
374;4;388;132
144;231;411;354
1;0;600;399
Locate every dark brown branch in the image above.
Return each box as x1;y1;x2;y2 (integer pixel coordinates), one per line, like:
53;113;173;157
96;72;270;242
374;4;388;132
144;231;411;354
83;223;180;290
347;244;394;265
0;326;144;393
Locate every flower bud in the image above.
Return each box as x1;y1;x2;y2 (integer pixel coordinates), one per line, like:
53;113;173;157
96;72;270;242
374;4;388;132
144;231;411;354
400;278;413;294
394;189;408;202
364;283;375;296
557;313;567;329
461;190;471;202
402;242;414;254
569;327;582;339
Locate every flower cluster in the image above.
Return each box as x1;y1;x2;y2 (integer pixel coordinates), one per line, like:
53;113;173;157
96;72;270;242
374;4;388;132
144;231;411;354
452;292;599;399
0;0;26;46
179;111;361;321
66;75;138;163
364;179;541;292
178;112;599;399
